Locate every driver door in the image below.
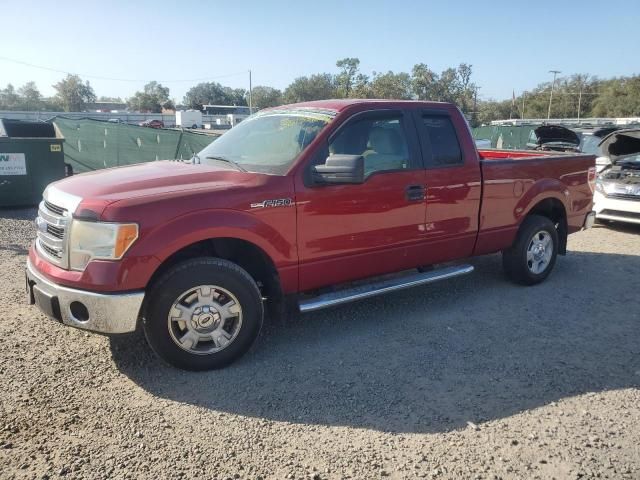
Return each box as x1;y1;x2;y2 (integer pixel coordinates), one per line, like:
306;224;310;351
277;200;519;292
295;109;428;291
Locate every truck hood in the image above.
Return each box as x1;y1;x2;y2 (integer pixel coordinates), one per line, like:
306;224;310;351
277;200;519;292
46;160;257;215
598;129;640;163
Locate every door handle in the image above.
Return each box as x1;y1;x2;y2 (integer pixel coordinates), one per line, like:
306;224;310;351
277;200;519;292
405;184;426;201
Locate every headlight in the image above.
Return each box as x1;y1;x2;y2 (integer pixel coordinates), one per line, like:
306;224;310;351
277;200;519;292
69;220;138;271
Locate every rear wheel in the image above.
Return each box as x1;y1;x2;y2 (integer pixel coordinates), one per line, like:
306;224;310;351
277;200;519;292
502;215;558;285
143;258;263;370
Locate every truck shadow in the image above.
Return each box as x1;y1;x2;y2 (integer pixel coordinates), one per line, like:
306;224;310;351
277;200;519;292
110;250;640;434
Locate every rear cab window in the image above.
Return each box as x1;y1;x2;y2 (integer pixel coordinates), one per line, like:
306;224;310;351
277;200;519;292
417;112;464;168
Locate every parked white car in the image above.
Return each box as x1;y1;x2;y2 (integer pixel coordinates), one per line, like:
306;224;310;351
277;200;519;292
593;129;640;225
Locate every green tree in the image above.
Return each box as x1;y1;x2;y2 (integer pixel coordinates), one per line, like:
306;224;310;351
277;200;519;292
411;63;438;100
591;75;640;117
0;84;20;110
368;71;412;99
183;82;242;110
283;74;336;103
127;81;170;113
97;95;124;103
250;86;283;110
476;99;512;125
17;82;42;110
52;74;96;112
221;87;248;106
335;57;361;98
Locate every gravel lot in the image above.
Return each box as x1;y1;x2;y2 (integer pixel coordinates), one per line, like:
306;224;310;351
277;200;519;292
1;207;639;480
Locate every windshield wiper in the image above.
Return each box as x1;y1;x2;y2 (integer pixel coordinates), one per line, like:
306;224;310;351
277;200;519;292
205;155;246;172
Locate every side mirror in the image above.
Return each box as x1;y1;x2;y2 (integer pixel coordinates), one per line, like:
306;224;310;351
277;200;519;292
312;154;365;185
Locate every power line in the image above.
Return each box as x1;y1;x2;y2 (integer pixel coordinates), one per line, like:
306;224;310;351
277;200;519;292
0;55;247;83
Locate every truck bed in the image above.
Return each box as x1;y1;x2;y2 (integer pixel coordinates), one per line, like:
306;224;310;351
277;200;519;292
474;149;596;256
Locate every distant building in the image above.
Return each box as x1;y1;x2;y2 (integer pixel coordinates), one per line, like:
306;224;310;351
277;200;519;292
202;105;251;115
85;101;127;113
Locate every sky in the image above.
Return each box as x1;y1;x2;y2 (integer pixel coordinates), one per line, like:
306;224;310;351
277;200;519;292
1;0;638;103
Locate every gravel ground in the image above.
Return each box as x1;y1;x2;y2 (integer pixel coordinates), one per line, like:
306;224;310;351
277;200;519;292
1;207;639;480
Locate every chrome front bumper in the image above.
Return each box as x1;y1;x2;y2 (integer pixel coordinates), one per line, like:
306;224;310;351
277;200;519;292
26;259;144;334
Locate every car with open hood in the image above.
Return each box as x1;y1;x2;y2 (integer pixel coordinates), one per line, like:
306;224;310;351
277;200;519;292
577;126;627;172
526;125;581;152
593;129;640;225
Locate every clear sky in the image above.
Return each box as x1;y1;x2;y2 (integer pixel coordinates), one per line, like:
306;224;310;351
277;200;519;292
1;0;638;103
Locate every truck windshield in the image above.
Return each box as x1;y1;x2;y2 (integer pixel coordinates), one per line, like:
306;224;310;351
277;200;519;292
198;109;335;175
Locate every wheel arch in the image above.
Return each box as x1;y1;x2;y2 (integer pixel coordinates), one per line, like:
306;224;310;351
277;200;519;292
523;197;568;255
147;237;284;315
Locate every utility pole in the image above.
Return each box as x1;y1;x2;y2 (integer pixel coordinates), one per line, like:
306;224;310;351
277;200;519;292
248;69;253;115
577;84;583;121
472;86;479;126
547;70;561;120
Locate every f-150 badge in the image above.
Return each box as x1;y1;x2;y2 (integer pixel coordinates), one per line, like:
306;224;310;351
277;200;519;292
250;198;293;209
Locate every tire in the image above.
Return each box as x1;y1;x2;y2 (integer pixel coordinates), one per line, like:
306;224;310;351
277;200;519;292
502;215;559;286
143;257;263;371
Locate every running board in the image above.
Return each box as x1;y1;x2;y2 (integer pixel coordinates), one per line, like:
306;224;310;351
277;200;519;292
298;264;474;313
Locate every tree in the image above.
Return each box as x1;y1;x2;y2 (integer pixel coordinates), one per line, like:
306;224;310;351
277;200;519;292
52;74;96;112
0;84;20;110
283;74;336;103
411;63;438;100
183;82;244;110
368;71;412;99
127;81;170;113
335;58;361;98
476;99;512;125
222;87;247;106
591;75;640;117
410;63;477;113
98;95;124;103
162;99;176;112
250;86;283;110
17;82;42;110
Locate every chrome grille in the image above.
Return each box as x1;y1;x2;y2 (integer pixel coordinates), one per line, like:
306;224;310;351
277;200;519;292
36;199;70;268
44;200;67;216
46;224;65;239
606;193;640;201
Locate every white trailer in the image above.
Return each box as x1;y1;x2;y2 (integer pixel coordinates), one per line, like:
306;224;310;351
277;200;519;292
176;110;203;129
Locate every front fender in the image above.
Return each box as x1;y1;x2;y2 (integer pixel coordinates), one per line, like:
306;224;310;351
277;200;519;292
136;208;297;268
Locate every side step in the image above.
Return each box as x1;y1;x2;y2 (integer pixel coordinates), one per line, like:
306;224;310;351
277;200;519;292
298;264;474;313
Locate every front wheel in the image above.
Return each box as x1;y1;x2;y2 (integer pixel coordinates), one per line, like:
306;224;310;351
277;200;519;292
143;258;263;370
502;215;559;285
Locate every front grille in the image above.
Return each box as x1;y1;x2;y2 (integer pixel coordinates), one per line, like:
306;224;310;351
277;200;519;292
36;199;70;268
40;242;63;259
46;224;65;239
44;200;67;216
606;193;640;201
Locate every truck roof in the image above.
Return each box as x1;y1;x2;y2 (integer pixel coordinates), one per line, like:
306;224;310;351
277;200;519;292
276;99;451;112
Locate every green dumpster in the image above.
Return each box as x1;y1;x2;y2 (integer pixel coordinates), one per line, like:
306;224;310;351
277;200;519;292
0;119;66;207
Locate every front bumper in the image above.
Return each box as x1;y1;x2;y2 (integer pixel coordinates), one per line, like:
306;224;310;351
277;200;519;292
594;191;640;225
26;259;144;334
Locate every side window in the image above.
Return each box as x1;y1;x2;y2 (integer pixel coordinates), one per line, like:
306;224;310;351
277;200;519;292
422;115;463;167
329;115;411;176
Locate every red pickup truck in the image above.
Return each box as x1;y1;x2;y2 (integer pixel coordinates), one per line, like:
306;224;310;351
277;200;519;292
26;100;597;370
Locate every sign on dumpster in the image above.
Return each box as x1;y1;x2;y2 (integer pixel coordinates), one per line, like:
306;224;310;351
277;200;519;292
0;153;27;175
